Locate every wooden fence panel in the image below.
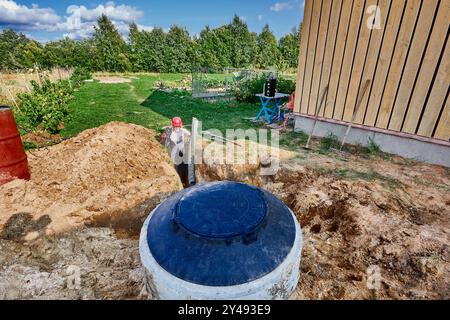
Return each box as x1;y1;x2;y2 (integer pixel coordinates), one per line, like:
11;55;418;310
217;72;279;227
308;0;333;116
324;0;354;118
353;0;392;124
434;91;449;141
294;0;450;141
375;0;422;128
294;0;313;113
417;35;450;137
402;1;450;133
364;0;405;126
318;0;343;117
300;0;323;114
342;0;380;123
388;0;439;131
333;0;366;120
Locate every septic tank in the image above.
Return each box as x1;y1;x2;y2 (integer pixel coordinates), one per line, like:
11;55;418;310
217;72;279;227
139;181;302;300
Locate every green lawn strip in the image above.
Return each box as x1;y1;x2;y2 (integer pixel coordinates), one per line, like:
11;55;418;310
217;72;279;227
62;74;261;138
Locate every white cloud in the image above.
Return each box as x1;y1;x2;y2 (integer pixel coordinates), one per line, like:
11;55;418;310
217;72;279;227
138;24;154;32
270;2;292;12
270;0;304;12
0;0;152;40
0;0;61;28
65;2;143;24
257;15;263;22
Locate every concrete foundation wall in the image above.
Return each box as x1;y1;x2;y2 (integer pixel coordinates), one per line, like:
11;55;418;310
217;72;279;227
294;115;450;168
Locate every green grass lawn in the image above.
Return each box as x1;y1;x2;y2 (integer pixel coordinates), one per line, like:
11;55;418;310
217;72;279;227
61;73;260;137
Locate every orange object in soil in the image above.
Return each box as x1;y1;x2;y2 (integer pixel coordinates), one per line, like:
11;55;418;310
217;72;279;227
0;106;30;185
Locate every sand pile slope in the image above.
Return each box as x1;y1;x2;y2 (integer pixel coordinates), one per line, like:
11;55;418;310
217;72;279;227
0;122;182;239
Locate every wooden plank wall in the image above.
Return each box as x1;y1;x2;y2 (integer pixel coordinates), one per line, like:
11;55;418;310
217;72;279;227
294;0;450;141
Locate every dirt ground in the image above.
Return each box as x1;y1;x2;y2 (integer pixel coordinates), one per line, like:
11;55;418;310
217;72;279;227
93;76;132;84
197;142;450;299
0;125;448;300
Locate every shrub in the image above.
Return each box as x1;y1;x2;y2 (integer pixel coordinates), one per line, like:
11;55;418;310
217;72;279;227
200;78;225;89
231;73;295;103
16;78;74;133
365;137;382;155
70;67;92;86
320;133;340;151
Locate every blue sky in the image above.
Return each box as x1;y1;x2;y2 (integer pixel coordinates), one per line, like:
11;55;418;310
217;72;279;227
0;0;305;42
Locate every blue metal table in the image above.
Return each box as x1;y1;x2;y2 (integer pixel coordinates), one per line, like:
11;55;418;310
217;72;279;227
256;93;290;124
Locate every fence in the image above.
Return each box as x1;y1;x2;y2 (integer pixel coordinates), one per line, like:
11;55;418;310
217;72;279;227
294;0;449;141
191;67;277;99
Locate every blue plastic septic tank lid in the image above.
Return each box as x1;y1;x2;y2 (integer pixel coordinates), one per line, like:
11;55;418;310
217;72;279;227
146;181;296;287
174;182;267;239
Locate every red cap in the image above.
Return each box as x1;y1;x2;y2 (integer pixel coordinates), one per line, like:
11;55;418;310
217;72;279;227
172;117;182;127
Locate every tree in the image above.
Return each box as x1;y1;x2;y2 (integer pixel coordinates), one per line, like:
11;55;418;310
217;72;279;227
0;29;43;69
195;26;227;71
195;16;258;71
255;24;281;69
42;38;95;70
129;26;167;72
228;15;257;68
92;14;130;72
279;24;301;69
0;17;301;73
164;26;193;73
128;22;142;71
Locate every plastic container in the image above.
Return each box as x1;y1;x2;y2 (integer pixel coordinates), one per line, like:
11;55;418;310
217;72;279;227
0;106;30;185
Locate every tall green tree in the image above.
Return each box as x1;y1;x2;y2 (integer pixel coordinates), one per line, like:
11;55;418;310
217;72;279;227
131;26;167;72
255;24;280;69
93;14;130;72
228;15;257;68
279;24;301;69
164;26;193;73
195;26;228;71
128;22;142;71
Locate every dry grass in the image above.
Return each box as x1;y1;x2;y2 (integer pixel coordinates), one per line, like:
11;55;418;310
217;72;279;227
0;68;73;104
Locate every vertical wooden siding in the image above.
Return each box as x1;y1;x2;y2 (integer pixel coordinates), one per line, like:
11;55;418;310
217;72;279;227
294;0;450;141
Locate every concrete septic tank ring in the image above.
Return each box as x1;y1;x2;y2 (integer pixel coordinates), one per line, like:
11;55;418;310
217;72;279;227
139;181;303;300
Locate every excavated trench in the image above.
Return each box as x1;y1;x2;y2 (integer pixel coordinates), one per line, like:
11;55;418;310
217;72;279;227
193;161;450;300
76;159;449;300
1;126;448;299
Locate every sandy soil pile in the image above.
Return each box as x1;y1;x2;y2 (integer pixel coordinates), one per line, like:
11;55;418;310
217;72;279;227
0;122;182;240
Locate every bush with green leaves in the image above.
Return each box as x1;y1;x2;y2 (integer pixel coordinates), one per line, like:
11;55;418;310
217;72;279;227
70;67;92;86
231;73;296;103
16;78;74;133
200;78;226;88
